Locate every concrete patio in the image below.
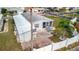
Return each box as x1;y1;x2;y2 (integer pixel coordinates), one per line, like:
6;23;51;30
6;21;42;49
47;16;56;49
21;30;52;50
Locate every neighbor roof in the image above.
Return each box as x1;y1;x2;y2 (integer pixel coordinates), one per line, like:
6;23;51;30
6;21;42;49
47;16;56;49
22;12;53;23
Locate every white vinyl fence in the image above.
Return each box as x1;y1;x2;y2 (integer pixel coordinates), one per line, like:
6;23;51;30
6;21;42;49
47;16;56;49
52;34;79;50
34;34;79;51
33;44;52;51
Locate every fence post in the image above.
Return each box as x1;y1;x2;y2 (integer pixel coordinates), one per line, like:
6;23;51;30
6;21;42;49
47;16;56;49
77;35;79;44
65;38;68;48
51;43;53;51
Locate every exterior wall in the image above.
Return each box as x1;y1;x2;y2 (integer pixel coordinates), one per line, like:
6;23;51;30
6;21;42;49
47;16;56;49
32;8;44;14
33;21;44;32
16;31;31;43
33;20;53;32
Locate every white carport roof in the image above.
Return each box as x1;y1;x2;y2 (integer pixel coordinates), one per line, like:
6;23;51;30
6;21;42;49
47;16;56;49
13;14;31;34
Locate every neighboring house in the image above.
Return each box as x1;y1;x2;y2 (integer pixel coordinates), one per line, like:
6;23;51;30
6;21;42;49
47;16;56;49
6;7;24;14
71;17;77;23
24;7;49;15
0;14;3;31
22;12;54;32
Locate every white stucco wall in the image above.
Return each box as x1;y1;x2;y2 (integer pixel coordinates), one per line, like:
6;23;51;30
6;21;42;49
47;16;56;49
17;31;31;43
33;19;53;32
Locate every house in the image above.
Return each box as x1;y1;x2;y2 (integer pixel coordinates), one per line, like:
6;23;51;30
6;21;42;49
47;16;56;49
22;12;54;33
13;12;54;50
0;14;3;31
71;17;77;23
6;7;24;14
24;7;49;15
13;12;53;42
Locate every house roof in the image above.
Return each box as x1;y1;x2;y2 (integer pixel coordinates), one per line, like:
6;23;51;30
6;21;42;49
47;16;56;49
22;12;53;23
13;14;31;34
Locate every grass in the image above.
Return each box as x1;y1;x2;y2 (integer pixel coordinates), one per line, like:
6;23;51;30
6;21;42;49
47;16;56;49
47;16;64;42
0;16;22;51
47;15;78;42
64;13;79;18
47;15;79;51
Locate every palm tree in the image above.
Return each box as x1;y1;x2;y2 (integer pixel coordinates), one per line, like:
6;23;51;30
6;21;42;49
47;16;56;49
58;18;74;40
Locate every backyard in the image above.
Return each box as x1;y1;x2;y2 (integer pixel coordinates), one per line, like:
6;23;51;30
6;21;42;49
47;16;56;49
47;15;76;43
0;16;22;51
47;16;62;42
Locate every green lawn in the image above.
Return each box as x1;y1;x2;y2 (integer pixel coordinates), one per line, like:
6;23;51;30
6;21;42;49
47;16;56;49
0;16;22;51
64;13;79;18
47;16;63;42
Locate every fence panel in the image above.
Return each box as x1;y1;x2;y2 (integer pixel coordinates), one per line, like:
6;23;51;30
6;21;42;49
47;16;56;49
52;34;79;50
67;34;79;46
33;34;79;51
52;40;67;50
33;44;52;51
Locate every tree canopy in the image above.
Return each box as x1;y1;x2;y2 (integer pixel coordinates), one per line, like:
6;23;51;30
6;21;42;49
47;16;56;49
1;8;8;16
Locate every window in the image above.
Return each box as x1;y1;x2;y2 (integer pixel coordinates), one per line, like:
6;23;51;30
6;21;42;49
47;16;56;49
43;22;46;28
35;24;39;28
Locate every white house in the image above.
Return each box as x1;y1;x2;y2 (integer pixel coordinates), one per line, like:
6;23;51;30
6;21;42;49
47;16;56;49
13;12;53;43
22;12;54;33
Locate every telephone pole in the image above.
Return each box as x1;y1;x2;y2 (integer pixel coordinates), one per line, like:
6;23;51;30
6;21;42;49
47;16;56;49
29;7;33;51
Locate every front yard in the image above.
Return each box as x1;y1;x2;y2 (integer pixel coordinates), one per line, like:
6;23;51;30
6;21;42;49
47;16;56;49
0;16;22;51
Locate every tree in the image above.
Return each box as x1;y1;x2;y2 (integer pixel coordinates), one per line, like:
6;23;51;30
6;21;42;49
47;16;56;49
59;7;67;12
58;18;74;38
1;8;8;16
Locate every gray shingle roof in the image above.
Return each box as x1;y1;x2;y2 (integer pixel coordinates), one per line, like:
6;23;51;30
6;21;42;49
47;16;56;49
22;12;53;23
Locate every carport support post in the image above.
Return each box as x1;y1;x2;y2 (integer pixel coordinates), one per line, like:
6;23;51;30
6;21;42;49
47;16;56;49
30;8;33;51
